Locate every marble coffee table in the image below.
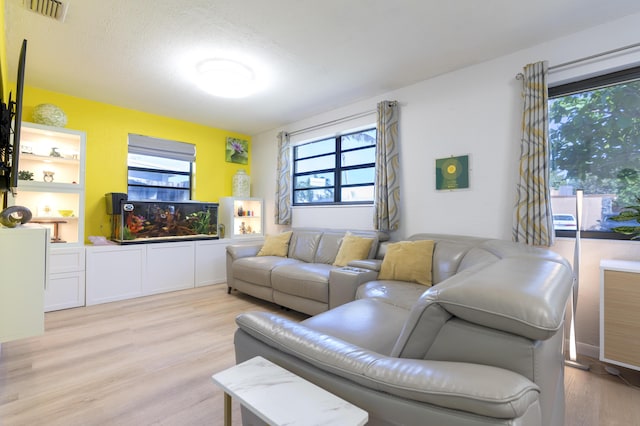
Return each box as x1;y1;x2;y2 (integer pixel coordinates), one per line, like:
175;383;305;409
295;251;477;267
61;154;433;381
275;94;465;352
212;356;368;426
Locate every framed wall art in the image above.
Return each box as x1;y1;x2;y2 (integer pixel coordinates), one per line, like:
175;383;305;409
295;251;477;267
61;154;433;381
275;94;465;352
225;137;249;165
435;154;469;190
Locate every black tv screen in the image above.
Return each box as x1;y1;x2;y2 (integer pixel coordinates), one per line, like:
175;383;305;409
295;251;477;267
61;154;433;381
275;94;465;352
0;39;27;201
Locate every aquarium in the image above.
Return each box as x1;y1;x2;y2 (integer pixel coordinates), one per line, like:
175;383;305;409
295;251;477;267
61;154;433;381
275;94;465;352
109;199;219;244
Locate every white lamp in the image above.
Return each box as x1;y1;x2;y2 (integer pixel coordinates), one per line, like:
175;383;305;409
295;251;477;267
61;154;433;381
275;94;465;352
565;189;590;370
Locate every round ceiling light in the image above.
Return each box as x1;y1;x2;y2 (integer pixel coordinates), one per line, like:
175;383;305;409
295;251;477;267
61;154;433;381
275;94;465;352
195;58;258;98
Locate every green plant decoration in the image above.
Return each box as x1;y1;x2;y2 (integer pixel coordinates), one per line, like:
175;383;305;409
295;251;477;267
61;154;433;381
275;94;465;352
609;196;640;239
188;210;212;235
18;170;34;181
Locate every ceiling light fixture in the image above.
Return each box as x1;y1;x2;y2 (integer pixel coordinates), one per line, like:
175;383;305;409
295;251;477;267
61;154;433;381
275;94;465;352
195;58;258;98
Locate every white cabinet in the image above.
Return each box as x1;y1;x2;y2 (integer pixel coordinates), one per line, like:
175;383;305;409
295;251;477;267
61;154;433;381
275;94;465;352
86;245;145;306
195;239;229;287
11;122;86;245
145;242;195;294
45;246;85;311
86;240;230;305
0;225;47;344
600;259;640;371
219;197;264;239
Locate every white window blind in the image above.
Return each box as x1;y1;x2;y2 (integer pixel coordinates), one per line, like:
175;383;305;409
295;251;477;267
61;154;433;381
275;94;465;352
128;134;195;162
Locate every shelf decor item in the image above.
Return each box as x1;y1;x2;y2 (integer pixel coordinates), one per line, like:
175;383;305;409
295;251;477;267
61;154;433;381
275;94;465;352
18;170;34;181
232;169;250;197
225;137;249;164
0;205;32;228
32;103;68;127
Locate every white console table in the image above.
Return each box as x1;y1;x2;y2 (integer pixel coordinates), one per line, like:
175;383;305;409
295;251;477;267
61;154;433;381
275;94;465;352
212;356;368;426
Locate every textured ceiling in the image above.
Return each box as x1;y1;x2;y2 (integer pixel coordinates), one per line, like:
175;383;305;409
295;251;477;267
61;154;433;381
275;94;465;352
5;0;640;135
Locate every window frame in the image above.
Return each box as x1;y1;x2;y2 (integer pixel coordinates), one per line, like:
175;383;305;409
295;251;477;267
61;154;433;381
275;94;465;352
127;134;196;202
549;65;640;240
127;161;193;202
292;128;376;206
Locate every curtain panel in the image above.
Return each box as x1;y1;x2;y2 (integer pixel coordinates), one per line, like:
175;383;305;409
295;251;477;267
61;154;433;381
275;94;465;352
513;61;554;246
274;131;292;225
374;101;400;232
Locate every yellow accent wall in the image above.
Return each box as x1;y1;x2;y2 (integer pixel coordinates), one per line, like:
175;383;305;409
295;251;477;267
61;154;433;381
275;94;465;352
24;86;251;242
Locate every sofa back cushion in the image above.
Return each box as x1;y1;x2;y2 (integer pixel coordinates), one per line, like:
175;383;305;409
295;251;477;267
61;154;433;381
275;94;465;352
288;231;322;263
408;234;492;284
314;233;343;264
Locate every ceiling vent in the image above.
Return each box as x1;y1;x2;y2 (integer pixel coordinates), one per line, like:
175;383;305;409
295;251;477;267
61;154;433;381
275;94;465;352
23;0;68;21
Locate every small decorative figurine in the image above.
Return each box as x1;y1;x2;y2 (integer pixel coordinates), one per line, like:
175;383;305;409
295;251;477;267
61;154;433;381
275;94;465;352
43;170;55;182
50;147;62;157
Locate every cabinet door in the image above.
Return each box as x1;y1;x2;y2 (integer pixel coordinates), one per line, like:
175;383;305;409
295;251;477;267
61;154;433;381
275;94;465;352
86;245;145;305
195;240;227;287
145;242;195;294
0;226;46;343
45;272;85;312
600;261;640;371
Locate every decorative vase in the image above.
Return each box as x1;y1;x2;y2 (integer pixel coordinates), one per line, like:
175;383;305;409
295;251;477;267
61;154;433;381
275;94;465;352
32;104;68;127
232;169;250;197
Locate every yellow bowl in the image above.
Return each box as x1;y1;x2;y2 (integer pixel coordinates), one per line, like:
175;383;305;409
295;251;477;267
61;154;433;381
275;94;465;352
58;210;74;217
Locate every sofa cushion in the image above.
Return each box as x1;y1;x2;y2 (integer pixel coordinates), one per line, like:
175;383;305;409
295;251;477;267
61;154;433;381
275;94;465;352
314;233;342;264
288;231;322;263
233;256;301;287
271;263;335;303
378;240;435;285
257;231;293;257
333;232;375;267
302;299;409;355
356;280;429;310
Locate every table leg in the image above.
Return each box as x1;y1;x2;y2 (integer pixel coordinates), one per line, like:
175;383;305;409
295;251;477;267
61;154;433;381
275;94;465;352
224;392;232;426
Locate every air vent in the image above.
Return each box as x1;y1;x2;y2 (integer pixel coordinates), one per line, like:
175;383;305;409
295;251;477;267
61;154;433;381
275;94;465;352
23;0;67;21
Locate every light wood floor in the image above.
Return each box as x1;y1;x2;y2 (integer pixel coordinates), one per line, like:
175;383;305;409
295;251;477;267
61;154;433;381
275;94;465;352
1;284;639;426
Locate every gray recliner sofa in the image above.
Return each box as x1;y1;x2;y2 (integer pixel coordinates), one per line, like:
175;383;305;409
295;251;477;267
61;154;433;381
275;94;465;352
233;233;573;426
226;228;389;315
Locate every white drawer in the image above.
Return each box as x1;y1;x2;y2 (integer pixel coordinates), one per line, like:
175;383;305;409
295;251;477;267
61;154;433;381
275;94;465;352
50;246;85;274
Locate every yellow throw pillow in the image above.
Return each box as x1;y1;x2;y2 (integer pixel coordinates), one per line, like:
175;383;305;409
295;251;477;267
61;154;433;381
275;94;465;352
378;240;435;285
257;231;293;257
333;232;375;267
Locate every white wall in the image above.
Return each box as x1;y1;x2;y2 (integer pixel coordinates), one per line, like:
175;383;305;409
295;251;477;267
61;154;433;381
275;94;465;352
251;12;640;356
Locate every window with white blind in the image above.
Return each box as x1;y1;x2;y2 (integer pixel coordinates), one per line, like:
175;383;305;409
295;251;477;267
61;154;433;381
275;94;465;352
127;134;195;201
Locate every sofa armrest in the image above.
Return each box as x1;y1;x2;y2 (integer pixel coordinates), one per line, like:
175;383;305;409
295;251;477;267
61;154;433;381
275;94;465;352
347;258;382;272
235;311;540;420
328;267;379;309
226;243;262;260
430;257;573;340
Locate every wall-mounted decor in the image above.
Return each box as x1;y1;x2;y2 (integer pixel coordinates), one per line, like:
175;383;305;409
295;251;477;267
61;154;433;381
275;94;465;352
225;137;249;165
436;154;469;190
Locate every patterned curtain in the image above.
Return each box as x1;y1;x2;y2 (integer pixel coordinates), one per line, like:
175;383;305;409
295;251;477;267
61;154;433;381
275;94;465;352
513;61;554;246
274;131;292;225
374;101;400;232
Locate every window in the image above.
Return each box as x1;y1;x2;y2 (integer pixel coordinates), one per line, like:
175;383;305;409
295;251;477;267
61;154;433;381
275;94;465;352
293;128;376;205
127;134;195;201
548;66;640;239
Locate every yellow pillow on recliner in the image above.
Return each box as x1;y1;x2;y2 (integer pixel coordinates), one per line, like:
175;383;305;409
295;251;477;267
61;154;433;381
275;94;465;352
257;231;293;257
333;232;375;267
378;240;435;285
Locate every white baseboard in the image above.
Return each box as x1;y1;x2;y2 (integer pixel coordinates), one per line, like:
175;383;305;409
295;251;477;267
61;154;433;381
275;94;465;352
566;339;599;359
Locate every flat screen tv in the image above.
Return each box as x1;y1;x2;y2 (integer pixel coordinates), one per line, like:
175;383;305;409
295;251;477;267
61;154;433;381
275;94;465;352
0;39;27;208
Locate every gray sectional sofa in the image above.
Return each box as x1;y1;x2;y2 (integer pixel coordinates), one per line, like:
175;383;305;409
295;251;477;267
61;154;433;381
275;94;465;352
232;233;574;426
225;228;389;315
